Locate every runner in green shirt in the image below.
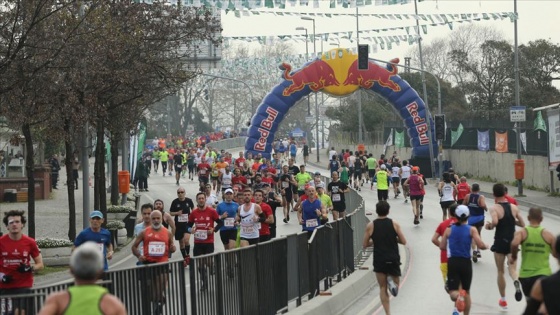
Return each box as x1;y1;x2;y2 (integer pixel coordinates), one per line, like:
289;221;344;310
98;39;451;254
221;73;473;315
294;165;313;197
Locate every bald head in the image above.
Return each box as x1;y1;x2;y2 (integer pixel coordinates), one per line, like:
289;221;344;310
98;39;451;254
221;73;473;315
150;210;163;229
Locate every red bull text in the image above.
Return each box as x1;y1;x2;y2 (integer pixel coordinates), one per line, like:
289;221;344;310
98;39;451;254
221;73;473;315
406;101;430;145
253;107;279;152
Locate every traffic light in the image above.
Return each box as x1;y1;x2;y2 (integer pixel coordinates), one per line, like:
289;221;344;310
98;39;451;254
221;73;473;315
358;44;369;70
435;114;445;140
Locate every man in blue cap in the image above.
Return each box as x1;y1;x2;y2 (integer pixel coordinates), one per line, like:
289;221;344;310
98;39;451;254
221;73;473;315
73;210;113;270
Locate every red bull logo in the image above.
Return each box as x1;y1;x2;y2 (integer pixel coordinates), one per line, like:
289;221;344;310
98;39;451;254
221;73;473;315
280;60;340;96
253;107;279;152
343;58;401;92
406;101;430;145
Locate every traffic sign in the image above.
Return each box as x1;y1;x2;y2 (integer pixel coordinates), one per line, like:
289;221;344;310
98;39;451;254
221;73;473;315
510;106;526;122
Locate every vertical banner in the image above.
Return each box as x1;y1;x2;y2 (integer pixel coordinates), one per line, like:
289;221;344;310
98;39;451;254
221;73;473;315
394;130;405;148
129;119;147;181
477;130;489;151
547;108;560;167
520;131;527;154
495;131;509;153
383;128;394;155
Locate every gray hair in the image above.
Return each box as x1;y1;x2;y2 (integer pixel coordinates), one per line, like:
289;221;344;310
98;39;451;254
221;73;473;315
70;242;104;280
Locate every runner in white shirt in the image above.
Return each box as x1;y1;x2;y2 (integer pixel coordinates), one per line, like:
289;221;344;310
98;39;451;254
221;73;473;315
399;160;412;203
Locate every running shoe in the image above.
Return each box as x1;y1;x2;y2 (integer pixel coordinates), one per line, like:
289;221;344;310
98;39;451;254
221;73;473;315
456;289;466;312
472;251;478;263
413;216;419;225
476;251;481;258
514;280;523;301
387;277;398;297
183;255;190;268
283;218;288;223
404;198;408;203
498;299;508;310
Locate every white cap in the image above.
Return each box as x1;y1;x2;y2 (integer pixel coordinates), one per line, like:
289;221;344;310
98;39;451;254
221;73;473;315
224;188;234;194
456;205;470;218
380;164;386;170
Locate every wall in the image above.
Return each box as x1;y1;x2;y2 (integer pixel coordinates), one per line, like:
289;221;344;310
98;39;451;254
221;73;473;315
329;141;557;191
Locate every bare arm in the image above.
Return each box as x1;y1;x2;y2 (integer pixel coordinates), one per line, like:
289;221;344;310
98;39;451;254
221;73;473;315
431;232;442;248
168;230;176;253
510;229;526;261
439;228;450;251
479;195;488;211
38;292;67;315
513;205;526;227
165;213;176;236
485;205;499;230
394;221;407;245
462;194;470;205
470;227;488;250
362;222;374;249
543;229;558;258
131;231;145;261
100;294;128;315
33;253;44;271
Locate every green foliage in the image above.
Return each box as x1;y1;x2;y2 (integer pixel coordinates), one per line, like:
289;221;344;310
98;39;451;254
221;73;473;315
36;238;74;248
106;220;125;230
107;204;134;213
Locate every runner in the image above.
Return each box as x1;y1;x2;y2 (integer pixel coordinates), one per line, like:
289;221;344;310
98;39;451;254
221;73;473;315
216;188;239;251
254;189;274;243
390;161;401;199
456;177;471;205
375;164;391;202
327;171;350;220
399;160;411;203
186;192;223;291
237;189;264;246
440;205;488;315
316;184;333;219
173;150;183;185
431;204;458;291
152;148;160;174
169;187;195;267
159;148;169;176
294;165;312;197
279;165;297;223
523;234;560;315
403;166;424;225
197;157;211;191
463;183;487;263
353;152;363;191
438;172;458;221
298;186;327;238
485;183;526;310
511;207;556;301
362;201;407;315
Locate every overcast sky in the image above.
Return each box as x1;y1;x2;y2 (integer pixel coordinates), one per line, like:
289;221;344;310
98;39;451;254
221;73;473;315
221;0;560;61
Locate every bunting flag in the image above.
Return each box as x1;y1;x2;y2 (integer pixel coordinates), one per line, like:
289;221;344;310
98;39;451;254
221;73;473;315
450;123;464;147
477;130;489;151
534;111;547;132
383;128;393;154
495;131;508;153
394;130;405;148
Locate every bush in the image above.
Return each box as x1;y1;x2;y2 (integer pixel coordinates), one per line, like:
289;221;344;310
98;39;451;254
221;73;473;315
107;204;134;213
36;238;74;248
106;220;125;230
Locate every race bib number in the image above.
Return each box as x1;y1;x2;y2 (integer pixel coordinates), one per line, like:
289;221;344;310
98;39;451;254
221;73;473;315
223;179;232;185
224;218;235;227
194;230;208;240
176;164;182;168
148;242;165;256
247;178;252;184
178;214;189;222
241;225;254;234
282;181;289;188
306;219;318;228
200;169;207;175
332;194;341;202
212;170;219;176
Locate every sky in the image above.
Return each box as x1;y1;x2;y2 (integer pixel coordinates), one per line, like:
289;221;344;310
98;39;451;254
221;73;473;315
220;0;560;63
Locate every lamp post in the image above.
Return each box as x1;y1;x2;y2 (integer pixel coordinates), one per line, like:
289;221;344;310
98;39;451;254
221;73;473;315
301;16;320;163
295;27;311;118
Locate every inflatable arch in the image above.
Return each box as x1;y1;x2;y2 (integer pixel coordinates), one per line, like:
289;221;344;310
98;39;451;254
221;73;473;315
245;48;437;159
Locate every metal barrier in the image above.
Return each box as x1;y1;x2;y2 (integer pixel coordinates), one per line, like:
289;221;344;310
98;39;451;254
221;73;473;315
1;261;186;315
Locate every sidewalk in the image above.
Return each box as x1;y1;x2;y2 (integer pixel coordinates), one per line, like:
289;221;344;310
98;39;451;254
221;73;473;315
307;148;560;216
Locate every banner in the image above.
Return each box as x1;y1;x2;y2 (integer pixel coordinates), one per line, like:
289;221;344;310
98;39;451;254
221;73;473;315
383;128;394;154
547;108;560;167
129;119;147;181
495;131;508;153
520;131;527;154
477;130;489;151
451;123;464;147
394;130;405;148
534;111;547;132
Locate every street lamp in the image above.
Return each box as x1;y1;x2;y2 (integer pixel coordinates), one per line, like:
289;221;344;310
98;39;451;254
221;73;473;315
296;26;311;118
301;16;320;163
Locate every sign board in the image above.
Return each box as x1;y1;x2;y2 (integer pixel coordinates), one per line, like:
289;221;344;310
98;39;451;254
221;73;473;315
547;108;560;168
510;106;526;122
305;115;314;123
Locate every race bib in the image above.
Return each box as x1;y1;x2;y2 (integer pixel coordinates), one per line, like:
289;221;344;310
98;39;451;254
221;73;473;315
178;214;189;222
256;222;262;230
247;178;252;184
223;179;232;185
282;181;289;188
194;230;208;240
332;194;341;202
200;169;206;175
306;219;318;228
212;170;219;176
148;241;165;256
176;164;182;168
97;243;104;253
224;218;235;227
241;225;254;234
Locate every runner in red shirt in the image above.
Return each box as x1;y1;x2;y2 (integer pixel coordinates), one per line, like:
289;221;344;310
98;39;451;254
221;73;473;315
431;204;459;292
197;158;211;190
456;177;471;204
232;167;248;189
1;210;44;314
503;186;518;205
187;192;223;291
235;152;246;169
254;189;275;242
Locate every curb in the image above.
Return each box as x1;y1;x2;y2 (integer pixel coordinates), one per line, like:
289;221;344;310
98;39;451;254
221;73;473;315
286;244;410;315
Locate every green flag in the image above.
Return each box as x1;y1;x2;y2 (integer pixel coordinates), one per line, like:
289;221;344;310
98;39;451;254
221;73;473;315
451;123;464;147
534;111;547;132
394;130;405;148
